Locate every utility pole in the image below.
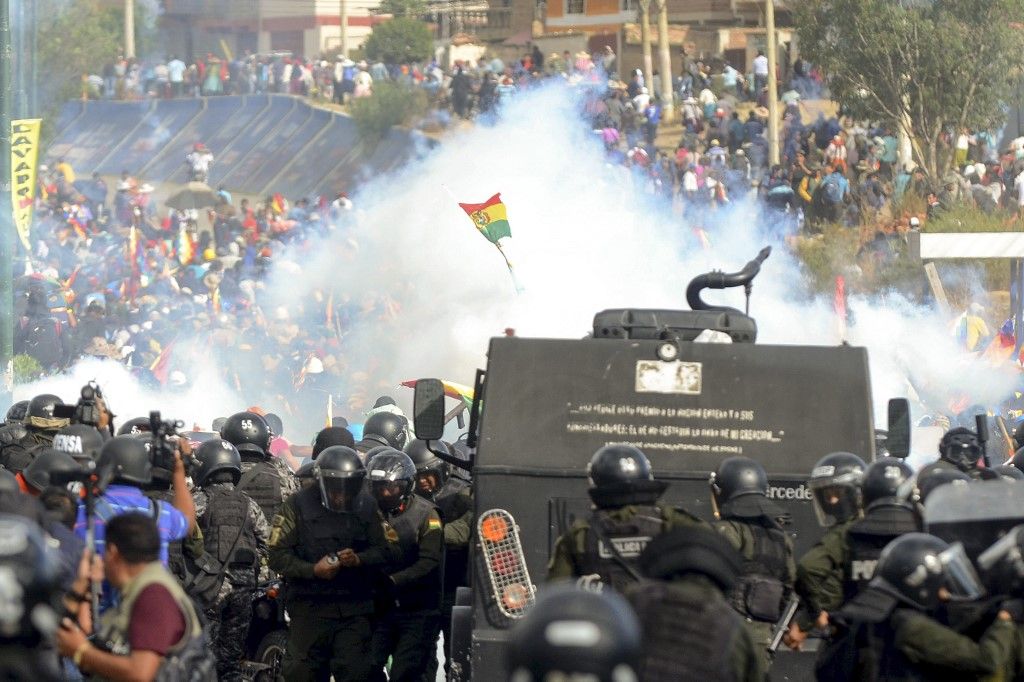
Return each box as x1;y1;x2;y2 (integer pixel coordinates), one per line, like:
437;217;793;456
765;0;779;165
124;0;136;59
0;0;13;402
655;0;672;122
340;0;349;57
638;0;653;96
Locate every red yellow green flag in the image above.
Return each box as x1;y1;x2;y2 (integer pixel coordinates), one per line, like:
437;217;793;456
458;193;512;245
177;227;194;265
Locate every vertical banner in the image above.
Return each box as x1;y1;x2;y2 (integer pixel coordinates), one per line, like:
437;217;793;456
11;118;41;251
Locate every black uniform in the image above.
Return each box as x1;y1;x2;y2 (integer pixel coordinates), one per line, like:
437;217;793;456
369;493;444;682
194;482;269;681
268;486;399;682
841;503;921;602
0;424;58;474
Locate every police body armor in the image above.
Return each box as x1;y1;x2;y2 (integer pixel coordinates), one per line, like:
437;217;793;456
387;494;441;611
237;456;283;522
144;488;189;581
199;487;259;587
628;580;741;681
843;506;921;603
579;505;664;591
286;487;377;605
725;521;789;622
436;484;472;595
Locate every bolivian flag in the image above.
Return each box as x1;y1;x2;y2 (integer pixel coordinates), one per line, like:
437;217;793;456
458;193;512;244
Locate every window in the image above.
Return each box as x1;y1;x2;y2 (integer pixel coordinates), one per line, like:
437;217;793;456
565;0;585;15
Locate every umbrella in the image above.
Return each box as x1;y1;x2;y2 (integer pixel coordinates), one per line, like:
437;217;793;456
166;182;220;211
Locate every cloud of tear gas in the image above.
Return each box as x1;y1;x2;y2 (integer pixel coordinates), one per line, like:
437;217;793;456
257;82;1016;457
15;356;243;433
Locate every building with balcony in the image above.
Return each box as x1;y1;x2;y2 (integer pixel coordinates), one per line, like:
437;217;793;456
160;0;390;59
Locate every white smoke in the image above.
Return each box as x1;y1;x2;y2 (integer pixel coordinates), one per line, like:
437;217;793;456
24;83;1016;459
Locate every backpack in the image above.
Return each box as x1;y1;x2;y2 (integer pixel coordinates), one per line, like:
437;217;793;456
822;175;844;204
154;611;218;682
19;316;61;368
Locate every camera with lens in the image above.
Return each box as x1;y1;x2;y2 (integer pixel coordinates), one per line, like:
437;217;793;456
149;410;186;475
53;380;108;428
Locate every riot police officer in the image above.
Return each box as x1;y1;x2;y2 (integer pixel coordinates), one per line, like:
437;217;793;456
355;411;409;454
919;427;986;480
366;450;443;682
406;438;473;675
788;451;866;648
793;459;924;652
220;411;297;522
709;456;795;667
821;533;1013;680
547;444;704;591
0;393;68;473
193;438;269;681
626;527;763;681
507;585;642;682
268;445;400;682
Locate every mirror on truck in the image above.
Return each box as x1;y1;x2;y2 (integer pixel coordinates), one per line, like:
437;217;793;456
414;379;446;441
887;398;911;458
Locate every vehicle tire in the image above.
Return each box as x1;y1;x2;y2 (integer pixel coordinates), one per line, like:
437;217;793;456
448;605;472;682
254;628;288;682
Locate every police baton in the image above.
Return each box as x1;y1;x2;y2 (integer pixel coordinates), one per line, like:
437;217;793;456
977;414;991;469
767;593;800;658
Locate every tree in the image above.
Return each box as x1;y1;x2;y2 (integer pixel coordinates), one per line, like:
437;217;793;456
351;82;428;148
363;17;434;65
794;0;1024;178
35;0;129;105
377;0;428;18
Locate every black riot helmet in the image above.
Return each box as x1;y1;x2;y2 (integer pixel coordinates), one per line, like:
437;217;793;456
938;427;981;472
1014;422;1024;451
861;459;914;509
0;514;63;645
586;444;666;509
5;400;28;424
367;450;416;511
977;525;1024;596
97;435;152;487
117;416;152;436
871;533;984;612
912;466;971;506
709;456;783;522
1010;446;1024;476
362;412;409;450
194;439;242;487
639;526;743;593
26;394;64;422
404;438;449;495
315;446;366;512
808;452;866;527
220;411;272;457
506;585;642;682
22;450;82;494
52;424;105;464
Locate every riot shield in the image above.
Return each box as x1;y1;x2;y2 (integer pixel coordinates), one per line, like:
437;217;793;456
925;480;1024;560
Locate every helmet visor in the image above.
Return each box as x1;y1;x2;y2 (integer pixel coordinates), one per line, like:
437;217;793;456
978;527;1024;591
318;472;363;512
371;480;406;511
808;478;861;527
939;542;985;601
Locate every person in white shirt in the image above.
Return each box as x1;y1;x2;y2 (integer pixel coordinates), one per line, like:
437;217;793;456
167;56;186;98
632;86;651;113
752;50;769;98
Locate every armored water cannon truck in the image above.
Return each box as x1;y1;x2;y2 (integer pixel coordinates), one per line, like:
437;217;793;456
414;247;910;681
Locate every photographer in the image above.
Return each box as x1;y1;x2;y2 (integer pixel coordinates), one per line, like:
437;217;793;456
74;435;196;599
56;513;214;681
